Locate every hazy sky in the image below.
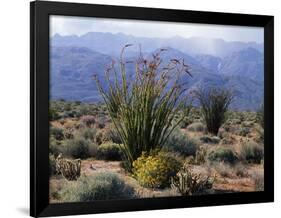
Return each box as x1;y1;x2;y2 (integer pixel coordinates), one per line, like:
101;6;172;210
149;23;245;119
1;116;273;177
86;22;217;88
50;15;264;43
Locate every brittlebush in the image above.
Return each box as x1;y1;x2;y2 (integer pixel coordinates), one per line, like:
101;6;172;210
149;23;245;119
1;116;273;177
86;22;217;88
133;150;182;188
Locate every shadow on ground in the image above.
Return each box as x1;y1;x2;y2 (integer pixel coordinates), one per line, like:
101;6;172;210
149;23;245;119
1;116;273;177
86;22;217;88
17;207;29;216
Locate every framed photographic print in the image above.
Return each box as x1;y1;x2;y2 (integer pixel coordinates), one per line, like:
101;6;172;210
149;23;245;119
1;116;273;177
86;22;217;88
30;1;274;217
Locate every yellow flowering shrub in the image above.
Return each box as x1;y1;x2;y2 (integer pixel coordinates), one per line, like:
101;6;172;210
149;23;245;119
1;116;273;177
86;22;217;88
132;151;182;188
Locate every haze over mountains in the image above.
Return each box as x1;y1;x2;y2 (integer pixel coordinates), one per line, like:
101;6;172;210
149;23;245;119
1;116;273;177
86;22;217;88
50;32;264;111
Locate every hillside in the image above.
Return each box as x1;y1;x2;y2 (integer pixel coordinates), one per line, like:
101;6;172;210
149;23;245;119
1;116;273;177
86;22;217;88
50;45;263;110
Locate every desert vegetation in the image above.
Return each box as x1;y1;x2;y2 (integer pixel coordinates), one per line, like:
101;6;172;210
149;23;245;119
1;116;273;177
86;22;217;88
49;48;264;203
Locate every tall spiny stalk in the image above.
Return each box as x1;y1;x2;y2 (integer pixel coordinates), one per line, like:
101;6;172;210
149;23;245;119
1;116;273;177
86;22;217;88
94;45;192;171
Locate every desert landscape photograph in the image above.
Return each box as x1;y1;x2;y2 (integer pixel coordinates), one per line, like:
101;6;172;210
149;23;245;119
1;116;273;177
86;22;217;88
48;16;264;203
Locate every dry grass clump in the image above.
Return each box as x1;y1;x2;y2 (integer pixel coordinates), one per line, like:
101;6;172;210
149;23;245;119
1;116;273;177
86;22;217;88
240;141;264;164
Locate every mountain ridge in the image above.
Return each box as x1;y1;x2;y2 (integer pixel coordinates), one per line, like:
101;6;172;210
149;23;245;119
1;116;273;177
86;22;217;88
50;45;263;110
51;32;263;58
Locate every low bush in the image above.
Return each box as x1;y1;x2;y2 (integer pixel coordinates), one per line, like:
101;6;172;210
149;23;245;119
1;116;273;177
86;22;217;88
200;135;220;144
80;115;96;127
63;138;91;159
97;142;123;161
187;122;205;132
49;108;60;120
50;126;65;141
236;127;250;137
63;129;74;139
95;129;112;145
49;136;62;156
234;163;249;178
240;141;264;164
163;129;198;157
75;128;96;142
217;128;228;139
88;143;99;157
208;148;237;164
212;162;235;178
63;119;79;129
59;172;136;202
133;151;182;188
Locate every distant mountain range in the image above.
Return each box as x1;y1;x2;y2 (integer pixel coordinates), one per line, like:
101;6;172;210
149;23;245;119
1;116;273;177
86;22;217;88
52;32;263;58
50;32;264;111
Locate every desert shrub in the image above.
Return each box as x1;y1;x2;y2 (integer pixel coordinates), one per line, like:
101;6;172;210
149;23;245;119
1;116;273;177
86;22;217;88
195;87;233;135
163;129;198;157
200;135;220;144
50;126;64;141
49;108;60;120
94;46;192;171
218;128;228;139
242;121;254;128
208;148;237;164
240;141;264;164
59;173;136;202
80;115;96;127
75;128;96;142
219;135;235;145
234;163;249;178
96;116;106;129
63;129;74;139
49;154;57;176
76;104;93;117
63;138;90;159
236;127;250;137
49;136;63;156
187;122;205;132
229;118;241;125
63;119;79;129
97;142;123;161
211;162;235;178
133;151;182;188
88;143;99;157
95;129;112;145
171;164;214;195
185;156;195;165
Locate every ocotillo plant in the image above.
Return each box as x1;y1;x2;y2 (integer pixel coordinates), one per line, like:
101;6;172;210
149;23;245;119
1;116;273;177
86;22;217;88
94;45;192;171
195;87;233;136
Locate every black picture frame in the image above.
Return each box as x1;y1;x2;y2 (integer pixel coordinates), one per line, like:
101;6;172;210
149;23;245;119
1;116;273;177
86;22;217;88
30;1;274;217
